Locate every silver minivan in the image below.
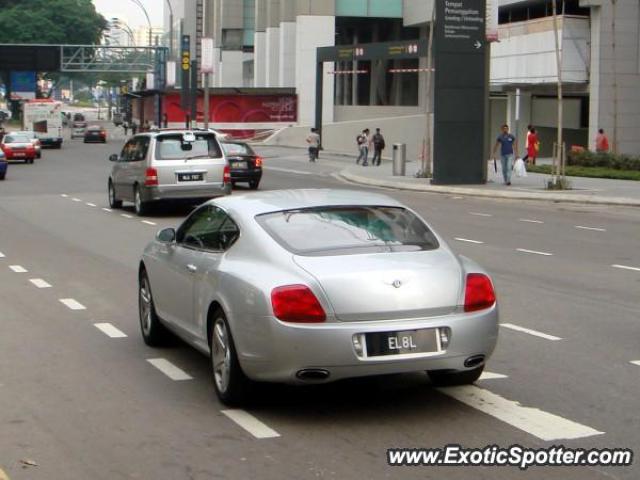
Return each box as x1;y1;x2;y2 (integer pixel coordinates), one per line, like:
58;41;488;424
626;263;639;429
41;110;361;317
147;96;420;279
108;130;231;215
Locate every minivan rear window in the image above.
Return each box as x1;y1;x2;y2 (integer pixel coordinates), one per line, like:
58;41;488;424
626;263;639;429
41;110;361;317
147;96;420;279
256;206;440;256
155;134;223;160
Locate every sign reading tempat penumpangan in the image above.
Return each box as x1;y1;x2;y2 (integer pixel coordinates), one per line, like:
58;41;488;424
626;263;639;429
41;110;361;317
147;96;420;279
433;0;488;184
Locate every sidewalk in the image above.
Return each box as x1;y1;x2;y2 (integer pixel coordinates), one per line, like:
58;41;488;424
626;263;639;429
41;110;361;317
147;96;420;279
257;145;640;207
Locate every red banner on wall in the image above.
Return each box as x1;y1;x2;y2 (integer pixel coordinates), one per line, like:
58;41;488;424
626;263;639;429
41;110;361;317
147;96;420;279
163;93;297;124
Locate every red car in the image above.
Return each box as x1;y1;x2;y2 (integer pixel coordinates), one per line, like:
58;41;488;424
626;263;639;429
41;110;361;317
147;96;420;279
84;125;107;143
1;133;37;164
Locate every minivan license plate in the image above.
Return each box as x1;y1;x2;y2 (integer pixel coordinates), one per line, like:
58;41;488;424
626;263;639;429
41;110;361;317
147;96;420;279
365;329;438;357
177;173;204;182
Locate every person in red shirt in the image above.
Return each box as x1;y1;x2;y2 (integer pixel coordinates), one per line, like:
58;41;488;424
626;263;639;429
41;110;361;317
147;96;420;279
595;128;609;153
525;127;539;165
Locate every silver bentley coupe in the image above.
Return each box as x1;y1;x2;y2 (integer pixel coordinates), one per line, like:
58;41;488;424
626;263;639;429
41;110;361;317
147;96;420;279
138;189;499;404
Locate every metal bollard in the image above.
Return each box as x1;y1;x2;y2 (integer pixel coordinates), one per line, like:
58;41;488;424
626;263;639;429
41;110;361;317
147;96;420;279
392;143;406;176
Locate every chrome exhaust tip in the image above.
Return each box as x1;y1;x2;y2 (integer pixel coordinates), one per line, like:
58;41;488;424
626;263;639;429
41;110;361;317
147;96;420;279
296;369;330;381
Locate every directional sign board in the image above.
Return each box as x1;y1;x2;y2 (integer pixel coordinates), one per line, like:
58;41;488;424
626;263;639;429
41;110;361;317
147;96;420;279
433;0;488;184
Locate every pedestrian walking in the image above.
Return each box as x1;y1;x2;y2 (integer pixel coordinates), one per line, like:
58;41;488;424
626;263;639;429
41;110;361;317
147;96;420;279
371;128;385;166
123;120;129;136
595;128;609;153
306;127;321;162
356;128;370;166
524;127;539;166
492;124;519;186
131;121;138;135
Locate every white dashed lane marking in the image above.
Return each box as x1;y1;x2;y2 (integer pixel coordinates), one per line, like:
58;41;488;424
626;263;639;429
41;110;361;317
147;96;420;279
519;218;544;224
86;203;97;207
102;208;113;212
575;225;606;232
59;298;86;311
72;198;82;202
500;323;562;341
146;358;193;381
630;361;640;367
9;265;27;273
612;264;640;273
516;248;553;256
94;323;127;338
29;278;52;289
438;385;603;441
479;371;508;380
264;166;313;176
454;238;484;244
121;214;133;219
60;194;69;198
468;212;493;217
0;251;5;258
142;220;157;226
222;409;281;439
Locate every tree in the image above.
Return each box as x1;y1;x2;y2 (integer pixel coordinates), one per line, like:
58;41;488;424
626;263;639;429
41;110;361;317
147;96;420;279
0;0;106;45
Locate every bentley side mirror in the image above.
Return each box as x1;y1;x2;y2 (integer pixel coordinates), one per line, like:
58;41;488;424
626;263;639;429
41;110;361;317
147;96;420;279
156;227;176;244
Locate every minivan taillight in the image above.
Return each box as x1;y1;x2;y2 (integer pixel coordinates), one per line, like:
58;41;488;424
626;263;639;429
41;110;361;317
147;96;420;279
223;165;231;184
144;167;158;186
271;285;326;323
255;156;263;167
464;273;496;312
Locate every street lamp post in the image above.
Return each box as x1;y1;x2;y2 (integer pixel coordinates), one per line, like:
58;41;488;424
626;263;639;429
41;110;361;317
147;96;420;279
165;0;174;59
128;0;153;46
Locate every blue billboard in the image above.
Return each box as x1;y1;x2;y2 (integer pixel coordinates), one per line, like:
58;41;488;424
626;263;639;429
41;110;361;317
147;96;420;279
10;71;37;100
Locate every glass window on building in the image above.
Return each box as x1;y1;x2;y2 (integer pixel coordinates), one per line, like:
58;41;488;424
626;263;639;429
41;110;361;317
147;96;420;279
336;0;402;18
243;0;255;47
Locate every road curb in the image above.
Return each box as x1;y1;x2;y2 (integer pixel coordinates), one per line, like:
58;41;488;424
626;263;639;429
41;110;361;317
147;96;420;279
338;170;640;207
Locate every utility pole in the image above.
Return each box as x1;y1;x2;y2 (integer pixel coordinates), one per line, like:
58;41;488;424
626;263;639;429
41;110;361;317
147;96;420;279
421;4;436;178
551;0;564;185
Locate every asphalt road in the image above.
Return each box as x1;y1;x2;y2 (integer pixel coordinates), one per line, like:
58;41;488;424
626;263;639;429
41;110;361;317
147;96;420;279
0;135;638;480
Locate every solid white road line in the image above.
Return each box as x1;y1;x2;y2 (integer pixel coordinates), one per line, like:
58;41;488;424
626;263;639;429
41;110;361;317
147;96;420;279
121;214;133;219
221;409;281;439
519;219;544;224
9;265;27;273
29;278;52;289
86;202;97;207
59;298;86;311
469;212;493;217
500;323;562;341
94;323;127;338
102;208;113;212
142;220;157;226
612;264;640;272
72;198;82;202
630;361;640;367
438;385;603;441
146;358;193;381
516;248;553;256
454;238;485;244
575;225;606;232
479;372;508;381
265;166;313;175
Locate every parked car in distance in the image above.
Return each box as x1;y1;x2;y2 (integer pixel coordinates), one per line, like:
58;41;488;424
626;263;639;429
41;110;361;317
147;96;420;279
221;141;263;190
13;131;42;158
138;189;499;405
0;149;7;180
1;133;37;164
84;125;107;143
108;130;231;216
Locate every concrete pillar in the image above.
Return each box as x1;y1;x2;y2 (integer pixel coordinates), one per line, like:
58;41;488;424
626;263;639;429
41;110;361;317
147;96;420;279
295;15;335;126
265;26;281;86
279;22;296;87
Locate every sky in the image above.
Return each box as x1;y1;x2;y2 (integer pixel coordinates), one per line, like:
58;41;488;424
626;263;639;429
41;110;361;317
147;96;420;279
92;0;164;29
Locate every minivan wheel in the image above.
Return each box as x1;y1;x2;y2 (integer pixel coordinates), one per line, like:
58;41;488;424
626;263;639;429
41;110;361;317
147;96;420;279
427;365;484;387
108;180;122;208
134;185;149;216
210;312;252;405
138;270;170;346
